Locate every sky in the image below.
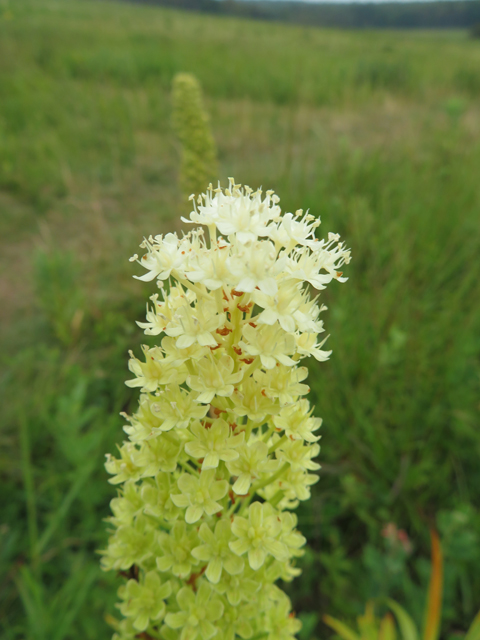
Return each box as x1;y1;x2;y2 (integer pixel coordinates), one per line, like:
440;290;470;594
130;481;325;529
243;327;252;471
234;0;463;3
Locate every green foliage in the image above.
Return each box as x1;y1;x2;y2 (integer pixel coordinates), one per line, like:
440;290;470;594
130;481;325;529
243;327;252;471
172;72;218;199
34;249;86;346
1;1;480;639
322;533;480;640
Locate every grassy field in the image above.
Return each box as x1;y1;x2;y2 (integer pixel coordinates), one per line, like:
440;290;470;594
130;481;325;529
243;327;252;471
1;1;480;638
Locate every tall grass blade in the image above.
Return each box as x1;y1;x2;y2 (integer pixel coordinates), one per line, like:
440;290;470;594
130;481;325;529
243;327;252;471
52;565;98;640
387;599;418;640
35;459;96;557
323;614;362;640
19;410;38;565
465;610;480;640
379;614;397;640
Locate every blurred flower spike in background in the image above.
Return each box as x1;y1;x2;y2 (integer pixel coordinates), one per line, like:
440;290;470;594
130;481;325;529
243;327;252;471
100;179;350;639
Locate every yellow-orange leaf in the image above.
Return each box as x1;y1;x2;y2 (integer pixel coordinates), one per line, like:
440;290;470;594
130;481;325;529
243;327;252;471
423;529;443;640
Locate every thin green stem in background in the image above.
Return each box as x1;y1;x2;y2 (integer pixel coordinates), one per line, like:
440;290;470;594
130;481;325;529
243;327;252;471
19;410;39;567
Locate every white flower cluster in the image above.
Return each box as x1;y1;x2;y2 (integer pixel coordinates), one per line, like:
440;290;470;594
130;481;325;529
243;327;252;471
101;180;350;640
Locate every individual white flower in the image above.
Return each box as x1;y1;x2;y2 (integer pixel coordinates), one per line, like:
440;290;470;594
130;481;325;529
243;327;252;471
253;281;306;334
226;441;280;495
125;346;188;392
185;244;233;291
229;502;289;570
231;377;279;423
239;324;296;370
109;481;144;526
105;443;142;485
156;521;200;578
281;468;319;501
122;393;164;442
161;335;208;365
286;247;336;290
171;469;229;523
132;434;182;475
292;296;325;334
141;473;180;521
185;418;244;470
276;440;321;472
227;240;281;296
137;287;196;336
186;181;280;244
165;301;225;349
295;331;331;362
309;235;351;281
268;211;320;253
254;366;309;406
191;520;245;584
273;400;322;442
149;386;209;432
188;354;243;404
134;233;184;282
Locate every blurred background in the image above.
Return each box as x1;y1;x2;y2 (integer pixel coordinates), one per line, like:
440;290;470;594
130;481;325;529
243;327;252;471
1;0;480;638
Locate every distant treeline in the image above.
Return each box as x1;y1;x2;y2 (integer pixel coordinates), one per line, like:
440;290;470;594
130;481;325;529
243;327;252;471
124;0;480;29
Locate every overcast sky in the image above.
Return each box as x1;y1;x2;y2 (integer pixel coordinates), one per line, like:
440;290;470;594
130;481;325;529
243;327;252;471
235;0;461;3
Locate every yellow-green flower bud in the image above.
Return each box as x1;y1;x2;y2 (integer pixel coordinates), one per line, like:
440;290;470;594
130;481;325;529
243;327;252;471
172;73;218;200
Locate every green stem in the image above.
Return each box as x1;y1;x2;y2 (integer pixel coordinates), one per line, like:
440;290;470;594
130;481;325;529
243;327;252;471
237;463;289;516
268;434;287;455
19;411;38;567
181;279;211;301
251;463;289;493
269;490;285;508
262;424;275;443
177;458;200;475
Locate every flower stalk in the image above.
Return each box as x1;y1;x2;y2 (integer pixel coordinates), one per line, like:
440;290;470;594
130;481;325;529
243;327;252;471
101;180;350;640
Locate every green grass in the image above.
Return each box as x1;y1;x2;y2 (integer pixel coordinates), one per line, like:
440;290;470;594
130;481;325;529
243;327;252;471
1;1;480;638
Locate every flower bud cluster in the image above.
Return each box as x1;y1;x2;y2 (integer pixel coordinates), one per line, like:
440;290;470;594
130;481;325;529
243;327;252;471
101;180;350;640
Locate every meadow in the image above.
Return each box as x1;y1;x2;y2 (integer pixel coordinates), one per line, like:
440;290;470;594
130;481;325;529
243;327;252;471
1;1;480;638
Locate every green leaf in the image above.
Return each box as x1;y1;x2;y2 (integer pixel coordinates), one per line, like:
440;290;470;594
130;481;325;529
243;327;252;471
387;599;418;640
465;610;480;640
379;613;397;640
323;614;362;640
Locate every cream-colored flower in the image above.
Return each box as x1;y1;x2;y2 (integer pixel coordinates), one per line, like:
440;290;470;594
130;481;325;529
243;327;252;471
295;331;331;362
231;377;279;423
165;300;224;350
125;346;188;392
134;233;183;282
239;324;296;370
188;354;243;404
150;387;209;432
254;366;309;405
227;240;281;296
105;179;350;640
276;440;321;472
253;280;305;334
185;244;233;291
105;443;142;485
185;418;244;469
226;441;280;495
171;469;229;523
268;211;320;253
132;434;182;475
273;400;322;442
